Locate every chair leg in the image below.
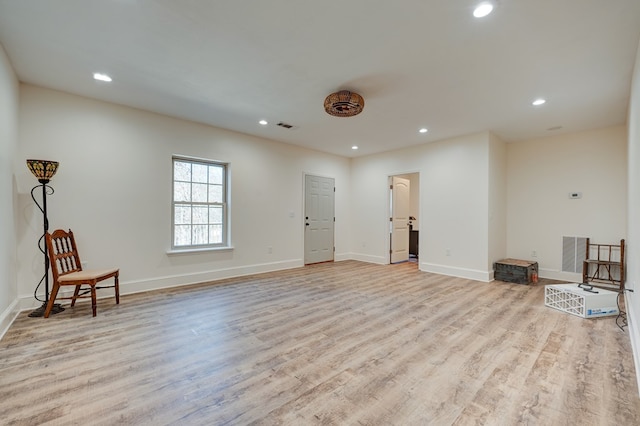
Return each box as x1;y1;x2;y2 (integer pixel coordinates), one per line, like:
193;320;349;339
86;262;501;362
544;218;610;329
71;285;81;307
115;273;120;305
91;285;97;317
44;284;61;318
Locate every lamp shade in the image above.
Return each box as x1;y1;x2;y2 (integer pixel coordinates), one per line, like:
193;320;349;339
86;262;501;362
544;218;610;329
26;159;59;183
324;90;365;117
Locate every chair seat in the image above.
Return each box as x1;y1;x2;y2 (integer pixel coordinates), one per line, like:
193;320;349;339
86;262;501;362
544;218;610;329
59;268;119;282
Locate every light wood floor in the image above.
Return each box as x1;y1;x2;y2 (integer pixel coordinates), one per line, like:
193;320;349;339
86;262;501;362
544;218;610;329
2;260;639;425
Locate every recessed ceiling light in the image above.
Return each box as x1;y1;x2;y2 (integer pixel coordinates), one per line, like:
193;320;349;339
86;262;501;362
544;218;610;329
473;2;494;18
259;120;268;125
93;73;112;82
532;98;546;106
419;128;428;134
352;145;359;150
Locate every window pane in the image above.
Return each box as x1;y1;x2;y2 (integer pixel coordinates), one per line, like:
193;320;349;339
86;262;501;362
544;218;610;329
193;225;208;245
192;163;208;183
174;161;191;181
209;206;222;223
208;184;223;203
174;182;191;202
174;205;191;225
193;206;208;224
209;224;223;244
174;225;191;246
192;183;208;202
209;165;223;184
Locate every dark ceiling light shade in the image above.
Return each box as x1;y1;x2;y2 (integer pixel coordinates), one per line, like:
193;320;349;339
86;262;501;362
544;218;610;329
324;90;365;117
26;159;59;184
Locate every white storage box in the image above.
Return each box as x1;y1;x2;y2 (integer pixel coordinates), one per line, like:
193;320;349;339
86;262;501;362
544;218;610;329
544;283;619;318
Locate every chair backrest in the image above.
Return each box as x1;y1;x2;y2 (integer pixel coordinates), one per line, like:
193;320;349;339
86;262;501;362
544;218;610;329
46;229;83;281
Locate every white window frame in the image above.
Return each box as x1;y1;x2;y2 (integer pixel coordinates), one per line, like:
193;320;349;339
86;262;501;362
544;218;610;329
171;155;229;250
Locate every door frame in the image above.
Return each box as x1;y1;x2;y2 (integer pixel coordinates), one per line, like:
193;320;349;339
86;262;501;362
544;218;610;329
386;171;420;265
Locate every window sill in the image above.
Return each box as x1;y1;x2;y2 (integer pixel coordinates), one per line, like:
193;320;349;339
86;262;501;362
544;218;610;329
166;246;234;255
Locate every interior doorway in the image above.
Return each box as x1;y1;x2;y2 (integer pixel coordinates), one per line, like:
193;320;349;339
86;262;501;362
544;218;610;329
304;174;335;264
389;173;420;264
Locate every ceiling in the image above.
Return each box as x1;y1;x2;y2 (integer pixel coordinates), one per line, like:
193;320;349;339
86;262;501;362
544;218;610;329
1;0;639;158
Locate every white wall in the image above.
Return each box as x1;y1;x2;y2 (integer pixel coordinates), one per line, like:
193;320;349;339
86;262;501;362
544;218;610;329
506;126;627;281
488;133;507;274
626;38;640;394
15;85;351;308
350;132;493;281
0;44;19;337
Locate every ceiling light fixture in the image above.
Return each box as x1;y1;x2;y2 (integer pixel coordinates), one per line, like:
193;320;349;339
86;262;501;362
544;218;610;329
259;120;268;125
352;145;359;150
473;2;494;18
324;90;365;117
419;128;428;134
532;98;546;106
93;73;112;82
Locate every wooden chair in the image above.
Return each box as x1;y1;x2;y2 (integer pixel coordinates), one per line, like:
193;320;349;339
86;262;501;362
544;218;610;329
582;238;625;291
44;229;119;317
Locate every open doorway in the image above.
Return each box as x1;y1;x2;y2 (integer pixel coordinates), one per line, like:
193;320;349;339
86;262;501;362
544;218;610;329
389;173;420;264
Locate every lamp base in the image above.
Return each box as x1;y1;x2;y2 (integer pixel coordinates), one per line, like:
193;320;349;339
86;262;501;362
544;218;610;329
28;302;65;317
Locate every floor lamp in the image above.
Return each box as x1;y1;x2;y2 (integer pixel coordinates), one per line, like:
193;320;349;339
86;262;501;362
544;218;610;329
26;159;65;317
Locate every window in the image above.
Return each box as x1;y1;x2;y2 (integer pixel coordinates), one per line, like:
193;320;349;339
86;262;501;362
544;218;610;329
172;156;228;249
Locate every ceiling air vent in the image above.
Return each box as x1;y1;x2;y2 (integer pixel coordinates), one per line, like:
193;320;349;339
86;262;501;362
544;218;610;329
277;122;296;129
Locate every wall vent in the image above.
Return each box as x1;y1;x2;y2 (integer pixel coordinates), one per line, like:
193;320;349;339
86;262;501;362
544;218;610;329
562;236;587;273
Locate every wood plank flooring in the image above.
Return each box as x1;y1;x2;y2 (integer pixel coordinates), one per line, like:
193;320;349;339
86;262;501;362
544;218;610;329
1;260;639;425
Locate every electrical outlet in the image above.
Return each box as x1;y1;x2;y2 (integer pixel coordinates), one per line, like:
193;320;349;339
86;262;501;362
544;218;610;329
446;248;451;256
531;250;537;258
267;247;273;254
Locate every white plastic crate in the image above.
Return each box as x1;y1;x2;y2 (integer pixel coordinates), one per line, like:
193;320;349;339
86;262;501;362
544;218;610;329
544;283;619;318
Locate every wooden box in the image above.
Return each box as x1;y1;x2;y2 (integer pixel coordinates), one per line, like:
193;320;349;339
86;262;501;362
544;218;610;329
494;258;538;284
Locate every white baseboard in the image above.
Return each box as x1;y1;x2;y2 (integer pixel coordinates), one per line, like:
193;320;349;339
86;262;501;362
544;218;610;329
0;299;21;341
538;268;582;283
421;262;492;282
626;293;640;397
334;252;352;262
347;252;388;265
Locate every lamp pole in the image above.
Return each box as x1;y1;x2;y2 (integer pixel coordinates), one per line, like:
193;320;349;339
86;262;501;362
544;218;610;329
41;181;49;307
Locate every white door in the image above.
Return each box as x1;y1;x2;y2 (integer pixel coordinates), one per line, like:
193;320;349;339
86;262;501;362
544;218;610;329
305;175;335;264
390;176;410;263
